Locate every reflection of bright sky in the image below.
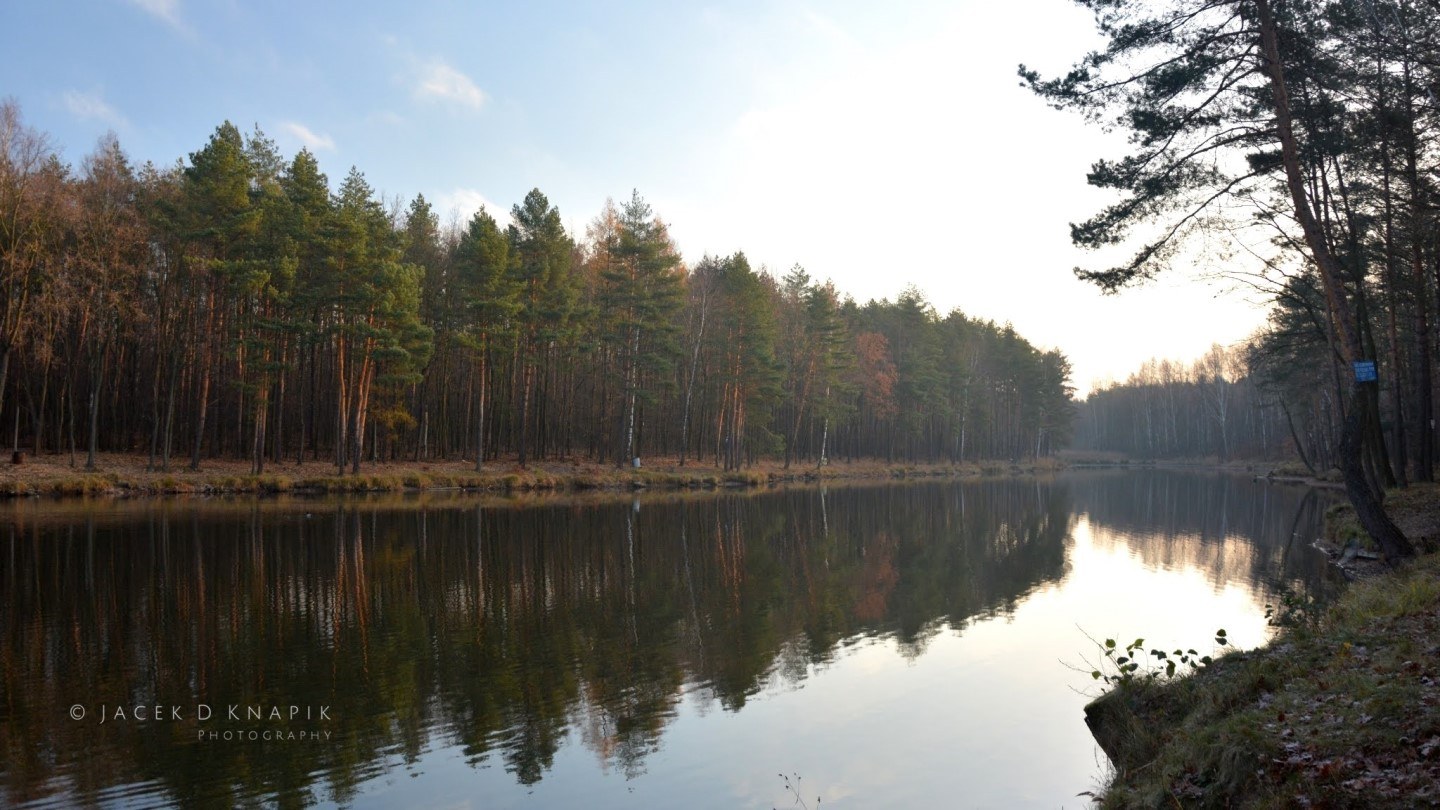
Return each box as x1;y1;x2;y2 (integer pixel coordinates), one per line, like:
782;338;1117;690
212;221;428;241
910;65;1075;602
338;515;1289;810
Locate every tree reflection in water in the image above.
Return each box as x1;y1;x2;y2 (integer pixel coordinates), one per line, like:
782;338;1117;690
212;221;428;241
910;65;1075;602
0;474;1332;807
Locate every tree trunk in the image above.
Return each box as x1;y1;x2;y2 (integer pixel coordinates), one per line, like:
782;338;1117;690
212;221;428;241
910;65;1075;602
190;294;215;471
1401;53;1434;481
621;325;640;466
273;339;287;465
517;350;534;468
336;332;350;475
0;346;9;446
1374;59;1410;486
251;382;269;475
161;358;177;471
474;345;488;472
85;345;105;470
350;342;375;475
147;350;164;471
1257;0;1413;559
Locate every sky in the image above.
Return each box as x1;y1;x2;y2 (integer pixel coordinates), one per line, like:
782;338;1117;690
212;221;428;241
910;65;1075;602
0;0;1273;394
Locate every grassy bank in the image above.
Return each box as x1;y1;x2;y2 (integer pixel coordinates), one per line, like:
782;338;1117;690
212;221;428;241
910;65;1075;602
1086;484;1440;808
0;452;1063;499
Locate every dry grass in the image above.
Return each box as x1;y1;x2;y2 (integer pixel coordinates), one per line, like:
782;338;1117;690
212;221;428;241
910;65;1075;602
0;451;1061;499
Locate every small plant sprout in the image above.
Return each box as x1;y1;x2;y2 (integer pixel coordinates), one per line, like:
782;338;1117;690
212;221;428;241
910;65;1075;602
774;772;820;809
1085;629;1228;686
1263;585;1324;630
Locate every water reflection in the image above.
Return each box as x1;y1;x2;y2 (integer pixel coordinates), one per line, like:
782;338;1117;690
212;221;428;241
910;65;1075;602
1069;470;1335;594
0;474;1334;808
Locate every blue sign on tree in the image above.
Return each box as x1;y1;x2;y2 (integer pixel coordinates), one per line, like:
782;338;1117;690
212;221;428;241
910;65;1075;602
1353;360;1378;383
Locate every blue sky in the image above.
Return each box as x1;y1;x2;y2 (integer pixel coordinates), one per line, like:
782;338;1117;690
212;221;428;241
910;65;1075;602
0;0;1271;391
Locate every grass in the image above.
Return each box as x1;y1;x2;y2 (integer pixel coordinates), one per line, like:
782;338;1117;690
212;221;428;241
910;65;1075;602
1266;460;1314;478
1087;496;1440;808
1324;502;1372;548
0;452;1071;500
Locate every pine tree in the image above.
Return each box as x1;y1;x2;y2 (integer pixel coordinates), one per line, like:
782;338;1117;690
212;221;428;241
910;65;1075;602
508;189;574;467
181;121;257;469
453;207;519;470
598;190;683;466
1022;0;1416;558
280;149;331;465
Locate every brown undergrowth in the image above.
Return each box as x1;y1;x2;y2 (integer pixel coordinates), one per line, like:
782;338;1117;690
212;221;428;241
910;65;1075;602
0;451;1063;499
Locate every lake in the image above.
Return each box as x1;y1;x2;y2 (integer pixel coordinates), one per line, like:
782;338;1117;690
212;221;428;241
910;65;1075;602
0;470;1339;808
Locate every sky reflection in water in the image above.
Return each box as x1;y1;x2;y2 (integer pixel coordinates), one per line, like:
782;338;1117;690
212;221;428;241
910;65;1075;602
0;471;1338;808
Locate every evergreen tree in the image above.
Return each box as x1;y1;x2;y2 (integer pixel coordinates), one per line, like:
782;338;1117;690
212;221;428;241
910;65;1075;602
453;207;519;470
0;104;1079;473
180;121;257;470
280;149;332;465
598;190;683;466
508;189;574;467
1022;0;1417;557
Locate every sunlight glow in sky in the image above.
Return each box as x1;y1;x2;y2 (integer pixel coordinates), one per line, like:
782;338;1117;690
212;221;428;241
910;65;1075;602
0;0;1271;392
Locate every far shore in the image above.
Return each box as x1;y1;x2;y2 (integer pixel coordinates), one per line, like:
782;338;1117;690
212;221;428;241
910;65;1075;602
0;452;1071;499
0;451;1336;500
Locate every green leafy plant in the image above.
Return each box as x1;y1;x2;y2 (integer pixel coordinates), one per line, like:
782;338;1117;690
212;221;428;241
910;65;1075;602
1264;585;1323;630
1088;630;1226;686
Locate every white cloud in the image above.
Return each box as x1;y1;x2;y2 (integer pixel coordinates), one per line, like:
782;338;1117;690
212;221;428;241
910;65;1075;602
279;121;336;151
436;188;511;228
125;0;183;29
414;61;486;111
798;8;859;51
62;90;128;129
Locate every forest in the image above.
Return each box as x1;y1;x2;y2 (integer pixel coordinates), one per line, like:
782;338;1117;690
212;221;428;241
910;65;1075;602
1073;345;1292;462
0;102;1074;475
1029;0;1440;555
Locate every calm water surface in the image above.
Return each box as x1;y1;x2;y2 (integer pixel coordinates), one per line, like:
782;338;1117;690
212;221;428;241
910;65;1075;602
0;471;1339;808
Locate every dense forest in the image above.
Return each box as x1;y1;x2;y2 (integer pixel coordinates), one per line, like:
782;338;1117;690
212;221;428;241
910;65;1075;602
1077;333;1382;474
1073;345;1294;462
1029;0;1440;556
0;102;1074;474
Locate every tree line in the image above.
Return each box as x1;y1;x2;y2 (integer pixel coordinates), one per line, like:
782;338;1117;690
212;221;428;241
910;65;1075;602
1079;321;1401;477
1073;345;1295;462
1027;0;1440;558
0;102;1074;475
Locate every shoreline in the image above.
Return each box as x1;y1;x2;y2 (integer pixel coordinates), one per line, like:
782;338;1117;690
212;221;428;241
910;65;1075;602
0;453;1331;501
1084;482;1440;807
0;453;1068;500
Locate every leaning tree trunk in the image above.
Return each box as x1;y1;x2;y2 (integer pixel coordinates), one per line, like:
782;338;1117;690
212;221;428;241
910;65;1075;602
1257;0;1413;559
